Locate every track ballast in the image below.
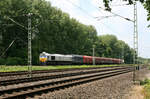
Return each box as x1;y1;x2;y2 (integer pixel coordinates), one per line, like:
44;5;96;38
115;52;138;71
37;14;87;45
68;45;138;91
0;66;134;99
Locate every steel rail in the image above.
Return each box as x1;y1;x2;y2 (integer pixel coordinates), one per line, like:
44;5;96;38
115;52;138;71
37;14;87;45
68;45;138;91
0;69;133;99
0;67;133;86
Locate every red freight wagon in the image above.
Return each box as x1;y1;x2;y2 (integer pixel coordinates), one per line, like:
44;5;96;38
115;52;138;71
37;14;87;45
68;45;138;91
83;56;93;64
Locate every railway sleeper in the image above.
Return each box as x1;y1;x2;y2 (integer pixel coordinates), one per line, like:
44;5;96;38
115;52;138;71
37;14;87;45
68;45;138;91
0;69;133;99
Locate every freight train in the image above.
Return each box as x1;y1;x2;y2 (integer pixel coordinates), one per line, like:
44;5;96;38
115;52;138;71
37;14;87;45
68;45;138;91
39;52;124;65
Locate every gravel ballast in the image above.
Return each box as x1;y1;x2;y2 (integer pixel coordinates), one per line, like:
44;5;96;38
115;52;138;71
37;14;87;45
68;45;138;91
0;67;130;81
0;69;105;81
2;67;148;99
31;72;133;99
135;68;150;80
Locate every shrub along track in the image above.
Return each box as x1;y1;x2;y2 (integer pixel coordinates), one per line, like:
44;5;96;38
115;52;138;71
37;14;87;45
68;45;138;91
0;66;134;99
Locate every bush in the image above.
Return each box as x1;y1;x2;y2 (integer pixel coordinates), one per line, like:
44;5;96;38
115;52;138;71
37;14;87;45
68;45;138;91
6;57;23;65
140;79;150;85
142;79;150;99
0;58;5;65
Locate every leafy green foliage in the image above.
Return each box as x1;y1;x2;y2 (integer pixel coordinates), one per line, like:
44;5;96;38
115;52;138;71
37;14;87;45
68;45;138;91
138;57;150;64
140;79;150;99
0;58;5;65
144;84;150;99
0;0;137;65
97;34;134;64
144;0;150;27
103;0;150;27
6;57;23;65
140;78;150;85
102;0;145;11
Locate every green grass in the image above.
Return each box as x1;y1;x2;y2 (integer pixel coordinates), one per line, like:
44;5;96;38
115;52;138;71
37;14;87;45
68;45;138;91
144;84;150;99
149;65;150;70
141;79;150;99
0;64;132;72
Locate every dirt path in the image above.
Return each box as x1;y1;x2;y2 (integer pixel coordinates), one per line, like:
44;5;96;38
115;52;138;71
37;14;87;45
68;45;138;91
145;71;150;79
124;85;144;99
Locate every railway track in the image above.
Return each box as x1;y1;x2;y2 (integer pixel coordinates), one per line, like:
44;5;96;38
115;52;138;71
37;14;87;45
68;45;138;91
0;67;134;99
0;66;132;77
0;66;133;86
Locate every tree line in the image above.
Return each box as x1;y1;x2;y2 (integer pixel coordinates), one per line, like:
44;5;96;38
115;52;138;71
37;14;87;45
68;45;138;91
0;0;147;65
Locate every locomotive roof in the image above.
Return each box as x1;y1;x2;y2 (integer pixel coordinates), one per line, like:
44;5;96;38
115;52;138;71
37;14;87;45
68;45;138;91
40;52;73;57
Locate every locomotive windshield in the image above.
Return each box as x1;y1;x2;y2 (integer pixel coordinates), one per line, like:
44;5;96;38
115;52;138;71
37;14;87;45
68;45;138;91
40;55;47;58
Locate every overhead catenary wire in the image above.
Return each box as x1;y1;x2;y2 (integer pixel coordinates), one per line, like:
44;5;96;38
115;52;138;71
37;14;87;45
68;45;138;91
7;16;28;30
3;0;133;40
90;1;134;32
90;1;130;21
51;0;133;35
88;0;132;21
0;15;28;58
1;14;71;58
0;15;36;59
0;39;16;57
65;0;108;35
110;3;130;7
99;6;134;22
65;0;126;35
2;1;134;49
64;0;133;58
66;0;133;25
90;0;133;22
66;0;111;32
67;0;95;19
5;15;40;33
95;15;117;21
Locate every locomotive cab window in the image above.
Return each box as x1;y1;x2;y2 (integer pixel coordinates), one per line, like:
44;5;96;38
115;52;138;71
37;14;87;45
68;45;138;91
51;56;55;60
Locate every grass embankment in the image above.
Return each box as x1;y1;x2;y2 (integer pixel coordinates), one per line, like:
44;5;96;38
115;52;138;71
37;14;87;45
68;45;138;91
141;79;150;99
0;64;131;72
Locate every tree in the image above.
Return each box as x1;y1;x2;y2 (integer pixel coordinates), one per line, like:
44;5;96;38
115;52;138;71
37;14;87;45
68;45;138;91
96;35;134;63
144;0;150;27
102;0;150;27
102;0;145;11
0;0;137;65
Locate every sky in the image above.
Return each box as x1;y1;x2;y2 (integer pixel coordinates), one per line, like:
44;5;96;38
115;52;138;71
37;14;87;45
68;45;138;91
46;0;150;58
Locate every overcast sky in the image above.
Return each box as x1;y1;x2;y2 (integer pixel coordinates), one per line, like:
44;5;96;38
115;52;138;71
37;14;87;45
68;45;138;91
47;0;150;58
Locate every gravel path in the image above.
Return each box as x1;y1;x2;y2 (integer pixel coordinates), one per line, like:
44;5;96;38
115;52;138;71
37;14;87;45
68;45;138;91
124;85;144;99
135;68;150;80
123;68;150;99
145;70;150;79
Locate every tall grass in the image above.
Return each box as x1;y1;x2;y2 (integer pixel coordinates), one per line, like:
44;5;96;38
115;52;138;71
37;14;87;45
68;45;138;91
141;79;150;99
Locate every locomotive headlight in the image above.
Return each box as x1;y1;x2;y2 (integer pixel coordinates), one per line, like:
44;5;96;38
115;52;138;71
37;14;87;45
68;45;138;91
40;56;47;62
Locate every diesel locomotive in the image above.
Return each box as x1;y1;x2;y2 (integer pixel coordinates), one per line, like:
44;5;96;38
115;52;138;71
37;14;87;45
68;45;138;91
39;52;124;65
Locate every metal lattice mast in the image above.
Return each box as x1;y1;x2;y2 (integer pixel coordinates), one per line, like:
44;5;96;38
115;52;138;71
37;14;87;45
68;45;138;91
93;45;95;65
133;2;138;64
133;2;138;83
28;13;32;76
